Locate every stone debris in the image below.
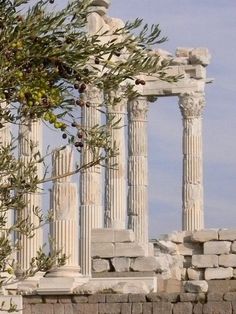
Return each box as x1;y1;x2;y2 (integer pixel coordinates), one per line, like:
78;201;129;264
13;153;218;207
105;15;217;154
184;280;208;293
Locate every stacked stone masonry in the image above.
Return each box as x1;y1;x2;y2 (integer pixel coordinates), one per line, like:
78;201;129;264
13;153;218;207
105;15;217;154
92;229;236;288
23;292;236;314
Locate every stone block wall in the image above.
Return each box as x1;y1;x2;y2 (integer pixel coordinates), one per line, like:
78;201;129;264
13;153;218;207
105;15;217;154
23;291;236;314
92;228;236;291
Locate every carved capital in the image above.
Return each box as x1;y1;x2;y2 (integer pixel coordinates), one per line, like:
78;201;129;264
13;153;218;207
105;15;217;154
85;86;104;105
107;90;127;113
128;97;148;121
179;92;205;118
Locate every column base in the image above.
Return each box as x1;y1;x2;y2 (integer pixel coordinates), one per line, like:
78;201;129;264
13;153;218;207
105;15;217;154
45;266;81;278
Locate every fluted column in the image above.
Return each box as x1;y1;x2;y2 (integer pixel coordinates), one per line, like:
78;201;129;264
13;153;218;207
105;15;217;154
128;97;149;246
79;87;103;276
179;92;205;231
105;94;127;229
47;146;80;277
18;120;43;271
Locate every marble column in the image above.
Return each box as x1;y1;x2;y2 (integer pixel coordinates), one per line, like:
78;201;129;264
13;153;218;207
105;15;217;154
48;146;80;277
179;92;205;231
105;93;127;229
79;87;103;276
18;119;43;271
127;97;149;246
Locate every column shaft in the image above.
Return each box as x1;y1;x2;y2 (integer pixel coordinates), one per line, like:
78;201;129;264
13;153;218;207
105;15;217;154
79;87;103;276
105;95;127;229
18;120;43;270
179;92;205;231
128;97;149;245
49;147;79;276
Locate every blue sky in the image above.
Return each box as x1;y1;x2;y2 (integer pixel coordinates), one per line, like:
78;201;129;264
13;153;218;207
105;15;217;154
44;0;236;237
109;1;236;236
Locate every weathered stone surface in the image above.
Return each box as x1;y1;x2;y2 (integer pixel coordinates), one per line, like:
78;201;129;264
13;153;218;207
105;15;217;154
73;296;88;303
178;243;202;256
91;0;110;8
189;48;211;66
232;241;236;253
207;292;224;301
98;303;120;313
92;259;110;272
192;254;218;268
182;268;187;280
219;254;236;267
121;303;131;314
183;256;192;268
193;303;203;314
43;296;58;303
153;302;172;314
187;268;204;280
24;296;43;304
207;279;236;292
219;229;236;241
114;243;145;257
185;281;208;293
92;229;114;243
128;294;146;303
64;304;73;314
224;292;236;301
171;266;182;281
131;303;142;314
131;257;157;272
88;294;105;303
32;304;54;314
53;304;64;314
180;293;198;302
176;47;192;58
146;293;179;303
173;302;192;314
204;241;231;255
114;230;135;243
163;279;183;293
155;240;178;254
111;257;130;272
143;303;152;314
106;294;128;303
112;282;149;294
192;230;218;242
205;267;233;280
203;301;232;314
91;243;114;258
234;269;236;279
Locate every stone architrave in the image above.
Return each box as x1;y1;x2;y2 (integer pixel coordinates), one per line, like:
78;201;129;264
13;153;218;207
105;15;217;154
127;97;149;247
179;92;205;231
105;92;127;229
48;146;80;277
18;119;43;271
79;87;103;276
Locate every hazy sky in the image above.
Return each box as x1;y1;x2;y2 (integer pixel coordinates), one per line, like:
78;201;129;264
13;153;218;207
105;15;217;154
109;0;236;237
44;1;236;237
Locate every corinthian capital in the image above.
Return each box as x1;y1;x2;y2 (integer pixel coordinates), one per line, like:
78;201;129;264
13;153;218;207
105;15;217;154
85;86;104;105
128;97;148;121
179;92;205;118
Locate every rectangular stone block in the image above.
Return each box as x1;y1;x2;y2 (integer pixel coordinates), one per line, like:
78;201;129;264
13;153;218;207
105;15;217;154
33;304;53;314
88;294;105;303
203;301;232;314
24;296;43;304
73;303;98;314
204;241;231;255
219;229;236;241
106;294;128;303
91;243;114;258
207;292;224;301
153;302;172;314
128;294;146;303
132;303;142;314
177;243;202;256
64;304;73;314
187;268;204;280
143;303;152;314
114;243;145;257
173;302;192;314
121;303;131;314
114;229;135;242
224;292;236;301
92;229;114;243
98;303;121;313
192;229;218;242
53;304;64;314
192;254;218;268
72;296;88;303
208;280;236;292
219;254;236;267
205;267;233;280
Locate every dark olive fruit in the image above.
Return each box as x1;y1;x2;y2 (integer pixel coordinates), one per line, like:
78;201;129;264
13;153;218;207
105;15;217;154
86;102;90;108
114;51;121;57
62;133;67;139
95;57;100;65
76;74;81;81
71;122;77;127
49;0;54;3
77;132;83;139
135;79;141;85
79;83;86;93
74;83;80;90
140;80;146;85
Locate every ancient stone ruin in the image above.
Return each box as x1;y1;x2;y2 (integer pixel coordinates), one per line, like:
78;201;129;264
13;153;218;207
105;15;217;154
2;1;236;314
